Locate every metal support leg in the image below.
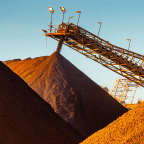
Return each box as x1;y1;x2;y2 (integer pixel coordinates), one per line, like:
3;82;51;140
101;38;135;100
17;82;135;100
56;36;65;53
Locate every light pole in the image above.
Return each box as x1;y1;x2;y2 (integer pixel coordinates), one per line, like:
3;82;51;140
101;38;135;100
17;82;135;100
126;38;131;50
60;7;66;24
68;16;73;24
97;22;102;37
48;7;54;32
76;11;81;26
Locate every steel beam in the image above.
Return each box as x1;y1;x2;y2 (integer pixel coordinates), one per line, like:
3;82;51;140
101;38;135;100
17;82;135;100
43;23;144;87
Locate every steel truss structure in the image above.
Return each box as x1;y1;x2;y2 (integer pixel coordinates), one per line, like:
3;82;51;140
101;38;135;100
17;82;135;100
43;23;144;87
104;78;139;104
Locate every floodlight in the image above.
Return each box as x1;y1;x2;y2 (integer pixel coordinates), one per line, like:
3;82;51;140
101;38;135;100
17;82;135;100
48;7;54;13
60;7;66;23
76;11;81;13
126;38;131;50
97;22;102;37
68;16;74;23
60;7;66;13
126;38;131;41
48;7;54;32
97;22;102;24
76;11;81;26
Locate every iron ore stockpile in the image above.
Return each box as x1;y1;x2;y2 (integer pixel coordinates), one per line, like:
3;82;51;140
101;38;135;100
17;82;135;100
0;61;83;144
4;52;127;138
81;103;144;144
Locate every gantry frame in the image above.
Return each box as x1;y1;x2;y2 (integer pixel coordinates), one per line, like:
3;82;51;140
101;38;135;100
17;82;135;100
43;23;144;87
107;78;139;104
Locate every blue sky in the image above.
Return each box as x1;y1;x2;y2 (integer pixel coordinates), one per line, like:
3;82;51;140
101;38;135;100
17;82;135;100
1;0;144;103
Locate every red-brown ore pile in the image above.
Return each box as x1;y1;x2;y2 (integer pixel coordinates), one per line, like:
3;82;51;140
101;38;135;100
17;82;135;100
0;61;82;144
4;52;128;137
